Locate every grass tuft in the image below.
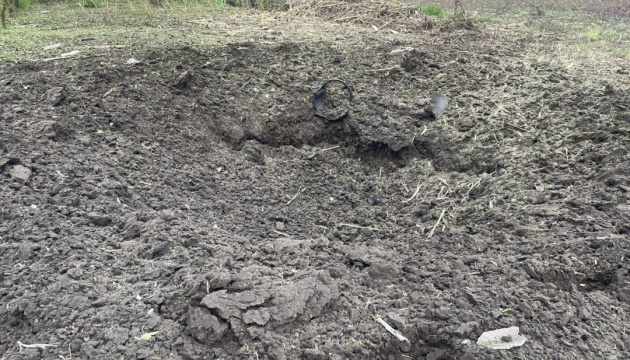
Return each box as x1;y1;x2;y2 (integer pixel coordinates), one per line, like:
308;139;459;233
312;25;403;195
419;3;444;18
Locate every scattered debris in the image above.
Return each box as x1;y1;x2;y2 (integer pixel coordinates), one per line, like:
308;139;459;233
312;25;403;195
313;79;353;122
428;92;450;119
43;43;62;50
339;223;381;231
103;87;117;98
135;331;159;341
427;208;446;238
375;317;409;342
477;326;527;350
307;144;340;159
285;187;305;206
43;50;81;62
17;341;57;351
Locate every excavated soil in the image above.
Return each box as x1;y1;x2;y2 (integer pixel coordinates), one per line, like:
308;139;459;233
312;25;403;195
1;10;629;360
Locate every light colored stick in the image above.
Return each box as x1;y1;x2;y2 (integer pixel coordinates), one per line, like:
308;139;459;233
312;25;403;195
308;145;340;158
402;183;421;203
339;223;381;231
375;317;409;342
365;66;399;72
17;341;57;351
103;87;117;98
286;188;304;206
427;209;446;239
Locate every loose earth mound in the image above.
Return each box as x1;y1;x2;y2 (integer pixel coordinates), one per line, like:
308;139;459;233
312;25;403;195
1;7;629;360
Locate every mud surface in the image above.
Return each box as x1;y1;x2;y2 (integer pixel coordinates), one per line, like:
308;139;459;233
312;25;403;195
1;11;629;360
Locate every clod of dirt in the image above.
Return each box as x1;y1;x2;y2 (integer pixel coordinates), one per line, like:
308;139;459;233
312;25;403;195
9;165;31;184
29;120;66;140
87;212;113;227
303;348;327;360
386;312;406;330
241;139;265;164
191;270;339;345
42;86;65;106
401;50;428;72
173;70;193;90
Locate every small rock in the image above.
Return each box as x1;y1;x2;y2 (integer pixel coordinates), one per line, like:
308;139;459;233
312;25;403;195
88;212;113;227
368;196;381;206
275;222;285;231
10;165;32;184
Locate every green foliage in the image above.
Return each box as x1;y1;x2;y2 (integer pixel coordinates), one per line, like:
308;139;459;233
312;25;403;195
419;3;444;18
583;27;620;41
18;0;38;8
82;0;99;8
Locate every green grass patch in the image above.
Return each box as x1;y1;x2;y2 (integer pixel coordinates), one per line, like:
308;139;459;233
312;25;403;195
0;1;234;62
582;27;621;42
419;3;444;18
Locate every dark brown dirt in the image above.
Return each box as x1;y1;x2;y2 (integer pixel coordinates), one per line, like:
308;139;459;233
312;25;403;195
1;12;629;360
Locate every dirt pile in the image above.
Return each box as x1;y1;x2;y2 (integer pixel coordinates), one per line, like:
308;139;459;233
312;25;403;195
1;12;629;360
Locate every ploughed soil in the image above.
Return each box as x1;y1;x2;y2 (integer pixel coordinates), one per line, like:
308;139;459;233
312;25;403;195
1;8;629;360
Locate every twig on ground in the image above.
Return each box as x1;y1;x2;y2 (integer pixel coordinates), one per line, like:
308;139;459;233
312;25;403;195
103;87;116;98
402;182;421;203
375;317;409;342
17;341;57;351
273;229;290;237
365;66;399;72
307;145;339;158
339;223;381;231
285;187;304;206
505;122;528;132
240;78;252;89
427;208;446;239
